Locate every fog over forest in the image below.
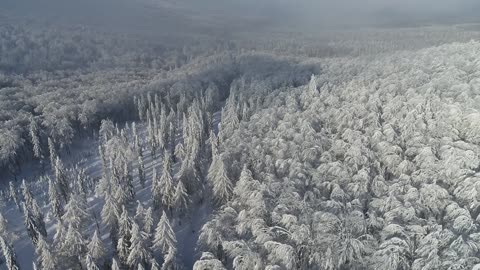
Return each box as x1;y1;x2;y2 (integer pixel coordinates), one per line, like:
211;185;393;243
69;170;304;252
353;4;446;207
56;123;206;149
3;1;480;270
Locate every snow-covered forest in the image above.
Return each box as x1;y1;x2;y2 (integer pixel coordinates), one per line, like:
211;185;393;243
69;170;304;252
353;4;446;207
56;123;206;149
3;0;480;269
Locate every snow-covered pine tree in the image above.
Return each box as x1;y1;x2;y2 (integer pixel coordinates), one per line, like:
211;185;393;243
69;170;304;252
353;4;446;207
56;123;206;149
138;154;146;188
158;152;175;210
53;219;66;248
62;192;89;229
158;107;168;151
134;201;145;227
117;206;132;264
60;223;85;258
0;213;8;240
143;207;154;235
85;254;100;270
55;157;70;203
48;137;57;171
173;179;189;214
123;161;136;202
8;181;20;210
147;114;157;158
101;193;120;238
29;116;44;162
207;153;233;204
193;252;226;270
0;236;19;270
127;221;150;268
161;246;179;270
87;230;106;262
150;259;161;270
48;176;63;219
22;201;47;246
111;257;121;270
35;235;57;270
152;211;177;256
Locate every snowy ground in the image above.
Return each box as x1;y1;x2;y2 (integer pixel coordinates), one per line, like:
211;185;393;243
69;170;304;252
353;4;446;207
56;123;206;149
0;111;222;270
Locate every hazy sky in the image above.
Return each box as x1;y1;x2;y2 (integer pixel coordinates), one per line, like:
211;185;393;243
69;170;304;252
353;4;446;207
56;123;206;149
2;0;480;32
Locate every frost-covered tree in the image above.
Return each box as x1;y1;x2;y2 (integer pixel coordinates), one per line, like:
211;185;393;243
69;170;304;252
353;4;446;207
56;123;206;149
138;154;146;188
8;181;20;210
55;157;70;203
0;236;19;270
117;206;132;264
109;257;120;270
48;177;63;219
127;222;150;268
143;207;154;235
173;179;189;214
85;254;100;270
87;230;106;262
154;152;175;210
152;211;177;256
208;153;233;204
62;192;89;229
35;235;57;270
48;137;57;171
30;116;44;162
193;252;226;270
150;259;161;270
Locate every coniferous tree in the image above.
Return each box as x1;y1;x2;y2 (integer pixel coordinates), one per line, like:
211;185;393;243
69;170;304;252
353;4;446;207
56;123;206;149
152;211;177;256
53;219;66;248
150;259;161;270
101;193;120;244
36;235;57;270
157;152;175;210
123;161;136;202
207;153;233;204
30;116;44;164
85;254;100;270
8;181;20;210
48;177;63;220
0;236;19;270
143;207;154;235
127;222;150;268
111;257;121;270
48;137;57;171
62;192;89;229
117;206;132;264
0;213;8;240
60;223;85;258
87;230;106;262
55;157;70;203
138;154;146;188
173;179;189;214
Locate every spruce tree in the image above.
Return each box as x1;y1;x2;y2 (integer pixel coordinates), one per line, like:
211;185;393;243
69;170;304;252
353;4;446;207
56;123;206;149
152;211;177;256
111;257;121;270
48;177;63;219
0;236;19;270
36;235;56;270
85;254;100;270
30;116;43;162
55;157;70;203
143;207;154;235
173;179;189;214
48;137;57;171
208;153;233;204
158;152;175;210
87;230;106;262
127;222;150;268
62;192;89;229
138;155;146;188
